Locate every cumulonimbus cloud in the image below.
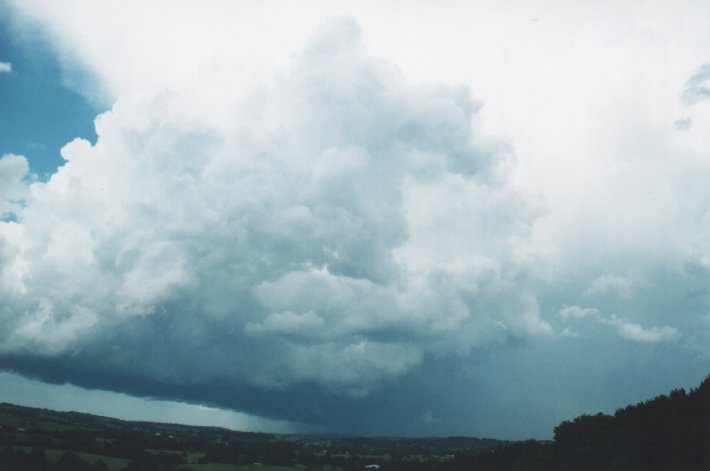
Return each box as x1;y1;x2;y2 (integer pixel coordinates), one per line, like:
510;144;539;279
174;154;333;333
0;19;549;411
4;3;710;436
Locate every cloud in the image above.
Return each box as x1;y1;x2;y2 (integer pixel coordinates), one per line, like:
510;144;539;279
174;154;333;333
558;327;580;338
673;117;692;131
682;63;710;105
421;409;439;424
245;310;326;338
559;306;599;320
0;62;11;73
4;2;710;437
560;305;681;344
0;154;30;219
0;18;548;427
585;274;632;299
602;316;681;344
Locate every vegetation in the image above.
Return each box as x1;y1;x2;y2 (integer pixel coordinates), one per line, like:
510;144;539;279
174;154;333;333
452;374;710;471
0;403;498;470
0;375;707;470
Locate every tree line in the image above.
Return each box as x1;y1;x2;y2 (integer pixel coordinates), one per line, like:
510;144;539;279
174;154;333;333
449;374;710;471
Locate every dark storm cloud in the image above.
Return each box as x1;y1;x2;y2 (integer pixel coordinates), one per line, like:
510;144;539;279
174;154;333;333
0;19;553;433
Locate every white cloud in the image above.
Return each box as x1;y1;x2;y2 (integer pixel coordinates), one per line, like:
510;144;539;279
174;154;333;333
0;62;11;73
0;154;29;219
585;275;633;299
603;316;681;344
558;327;580;338
0;18;546;394
559;306;599;320
245;310;326;338
560;305;682;344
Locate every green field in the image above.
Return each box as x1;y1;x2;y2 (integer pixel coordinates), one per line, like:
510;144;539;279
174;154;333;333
10;445;309;471
13;447;131;471
191;466;303;471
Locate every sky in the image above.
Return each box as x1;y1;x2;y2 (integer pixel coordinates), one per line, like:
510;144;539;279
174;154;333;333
0;12;97;179
0;0;709;440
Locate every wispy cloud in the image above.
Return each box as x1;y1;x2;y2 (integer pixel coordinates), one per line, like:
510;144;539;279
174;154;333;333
585;275;632;299
673;117;693;131
560;305;681;344
559;306;599;320
602;316;681;344
682;63;710;105
0;62;12;73
0;154;29;219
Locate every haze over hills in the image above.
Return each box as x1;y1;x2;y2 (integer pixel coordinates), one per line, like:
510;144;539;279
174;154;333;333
0;374;708;470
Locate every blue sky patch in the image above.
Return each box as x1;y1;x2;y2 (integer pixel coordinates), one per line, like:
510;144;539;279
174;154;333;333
0;16;99;180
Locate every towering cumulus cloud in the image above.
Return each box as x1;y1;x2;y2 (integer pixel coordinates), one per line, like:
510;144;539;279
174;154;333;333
0;19;548;426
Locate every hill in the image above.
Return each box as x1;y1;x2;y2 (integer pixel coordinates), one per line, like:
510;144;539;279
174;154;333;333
0;374;708;470
0;402;500;470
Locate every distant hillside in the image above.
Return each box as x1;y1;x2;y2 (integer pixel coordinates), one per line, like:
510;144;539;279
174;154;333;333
0;402;500;470
0;401;269;438
1;375;708;470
